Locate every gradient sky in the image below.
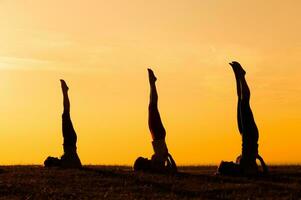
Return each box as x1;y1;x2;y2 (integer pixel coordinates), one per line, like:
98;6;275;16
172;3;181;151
0;0;300;165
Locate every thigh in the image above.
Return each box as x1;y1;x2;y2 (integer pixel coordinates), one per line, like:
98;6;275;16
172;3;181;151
62;113;77;145
148;107;166;140
240;101;259;141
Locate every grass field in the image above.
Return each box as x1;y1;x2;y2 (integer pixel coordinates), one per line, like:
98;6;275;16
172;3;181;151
0;165;300;199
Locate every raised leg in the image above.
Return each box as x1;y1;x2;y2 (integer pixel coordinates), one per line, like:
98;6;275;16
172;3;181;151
147;69;170;172
230;62;259;174
60;80;81;168
229;62;243;134
239;72;250;102
147;69;166;141
61;80;70;113
60;80;77;152
238;73;258;143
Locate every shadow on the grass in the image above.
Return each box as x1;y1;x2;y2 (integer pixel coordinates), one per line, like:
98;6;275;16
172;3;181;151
79;166;279;198
1;166;301;199
81;165;301;186
80;167;206;198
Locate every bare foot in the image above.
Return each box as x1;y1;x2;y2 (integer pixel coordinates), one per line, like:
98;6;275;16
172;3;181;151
229;61;246;76
60;79;69;92
147;68;157;83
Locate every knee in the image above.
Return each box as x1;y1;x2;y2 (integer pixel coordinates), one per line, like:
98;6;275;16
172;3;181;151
62;112;71;120
242;92;250;101
148;103;158;110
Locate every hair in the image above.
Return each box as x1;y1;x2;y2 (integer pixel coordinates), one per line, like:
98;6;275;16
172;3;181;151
44;156;61;167
133;157;151;171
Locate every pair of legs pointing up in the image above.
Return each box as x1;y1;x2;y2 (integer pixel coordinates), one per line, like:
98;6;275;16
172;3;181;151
42;64;266;176
44;73;177;172
134;69;177;173
44;80;82;168
218;62;268;176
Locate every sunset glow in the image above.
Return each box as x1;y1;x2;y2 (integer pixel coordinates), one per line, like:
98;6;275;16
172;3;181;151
0;0;301;165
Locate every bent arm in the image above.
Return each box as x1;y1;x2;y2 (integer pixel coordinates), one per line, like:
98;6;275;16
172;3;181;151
257;155;268;174
167;153;177;173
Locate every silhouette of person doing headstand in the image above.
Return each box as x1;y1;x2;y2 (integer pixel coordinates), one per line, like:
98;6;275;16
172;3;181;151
44;80;82;168
134;69;177;173
218;62;268;176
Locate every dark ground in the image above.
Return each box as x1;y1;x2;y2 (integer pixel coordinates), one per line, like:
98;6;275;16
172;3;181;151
0;165;300;199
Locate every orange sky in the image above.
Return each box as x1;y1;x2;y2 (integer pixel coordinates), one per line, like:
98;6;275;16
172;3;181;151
0;0;301;165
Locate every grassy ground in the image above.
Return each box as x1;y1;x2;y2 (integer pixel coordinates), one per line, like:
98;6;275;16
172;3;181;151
0;165;300;199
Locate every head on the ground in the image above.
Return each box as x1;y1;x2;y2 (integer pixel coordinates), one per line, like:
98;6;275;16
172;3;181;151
133;157;152;172
44;156;62;168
